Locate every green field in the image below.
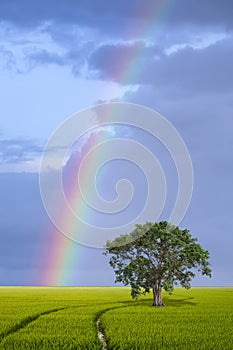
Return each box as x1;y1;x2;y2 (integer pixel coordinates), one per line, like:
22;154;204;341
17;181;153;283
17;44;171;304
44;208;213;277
0;287;232;349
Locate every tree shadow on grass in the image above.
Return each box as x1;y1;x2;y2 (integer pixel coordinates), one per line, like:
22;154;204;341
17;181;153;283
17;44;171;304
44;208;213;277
163;297;197;307
113;296;197;308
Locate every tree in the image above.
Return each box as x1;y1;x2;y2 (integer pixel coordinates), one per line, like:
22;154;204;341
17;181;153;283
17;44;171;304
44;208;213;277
104;221;212;306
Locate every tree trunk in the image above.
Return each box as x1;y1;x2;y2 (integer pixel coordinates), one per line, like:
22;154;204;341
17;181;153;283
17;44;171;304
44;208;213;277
152;283;165;306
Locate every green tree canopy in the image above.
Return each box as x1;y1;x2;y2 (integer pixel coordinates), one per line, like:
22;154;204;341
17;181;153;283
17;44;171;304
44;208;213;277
104;221;212;306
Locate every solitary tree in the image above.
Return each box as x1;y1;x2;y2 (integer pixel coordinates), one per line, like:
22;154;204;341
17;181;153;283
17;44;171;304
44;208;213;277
104;221;211;306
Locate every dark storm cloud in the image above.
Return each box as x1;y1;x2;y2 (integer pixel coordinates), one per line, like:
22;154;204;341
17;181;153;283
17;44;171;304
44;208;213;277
22;33;233;86
89;35;233;94
88;41;161;81
2;1;232;76
167;0;233;29
0;0;232;32
0;138;42;163
150;37;233;94
0;0;146;29
20;43;93;74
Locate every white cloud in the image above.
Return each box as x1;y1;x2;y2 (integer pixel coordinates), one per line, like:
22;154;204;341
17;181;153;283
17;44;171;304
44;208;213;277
165;31;228;55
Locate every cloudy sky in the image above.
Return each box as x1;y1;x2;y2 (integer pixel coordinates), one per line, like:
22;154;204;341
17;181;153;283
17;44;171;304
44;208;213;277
0;0;232;286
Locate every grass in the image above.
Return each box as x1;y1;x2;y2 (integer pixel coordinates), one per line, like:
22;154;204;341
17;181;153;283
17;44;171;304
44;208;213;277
0;287;232;349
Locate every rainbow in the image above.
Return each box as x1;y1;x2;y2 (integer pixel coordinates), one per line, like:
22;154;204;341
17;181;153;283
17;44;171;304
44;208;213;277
39;0;172;286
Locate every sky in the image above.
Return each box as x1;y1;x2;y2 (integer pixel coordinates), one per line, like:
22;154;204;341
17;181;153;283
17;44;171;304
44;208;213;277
0;0;232;287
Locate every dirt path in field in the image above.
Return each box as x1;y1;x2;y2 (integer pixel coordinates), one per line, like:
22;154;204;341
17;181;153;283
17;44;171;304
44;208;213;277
1;304;129;348
0;307;68;344
96;317;108;350
95;305;128;350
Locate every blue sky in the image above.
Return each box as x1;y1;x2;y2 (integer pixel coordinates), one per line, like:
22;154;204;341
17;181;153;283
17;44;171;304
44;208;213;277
0;0;232;286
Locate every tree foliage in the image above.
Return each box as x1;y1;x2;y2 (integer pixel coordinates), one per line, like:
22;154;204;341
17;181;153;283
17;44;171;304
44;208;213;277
104;221;212;306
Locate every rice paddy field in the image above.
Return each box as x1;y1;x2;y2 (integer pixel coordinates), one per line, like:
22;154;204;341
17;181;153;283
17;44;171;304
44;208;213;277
0;287;232;349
